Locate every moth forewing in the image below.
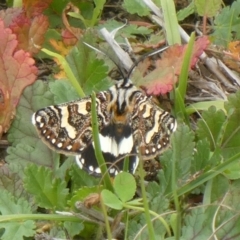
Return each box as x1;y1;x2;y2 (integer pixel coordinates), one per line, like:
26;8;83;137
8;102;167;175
32;96;97;155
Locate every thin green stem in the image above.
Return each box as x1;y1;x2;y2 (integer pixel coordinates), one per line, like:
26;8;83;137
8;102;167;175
171;151;240;198
100;198;112;240
0;214;80;223
171;137;181;239
41;48;85;98
123;203;171;237
91;92;113;191
138;158;156;240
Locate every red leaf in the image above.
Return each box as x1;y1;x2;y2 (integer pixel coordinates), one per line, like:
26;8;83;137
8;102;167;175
9;13;49;54
28;14;49;54
23;0;52;18
138;36;210;95
61;28;80;47
0;20;37;138
0;8;23;27
9;13;31;51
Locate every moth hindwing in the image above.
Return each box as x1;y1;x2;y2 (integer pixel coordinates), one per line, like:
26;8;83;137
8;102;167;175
32;79;177;176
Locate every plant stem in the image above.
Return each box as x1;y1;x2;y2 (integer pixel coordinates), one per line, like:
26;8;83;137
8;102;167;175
91;92;113;191
123;203;171;237
171;135;181;239
41;48;85;98
100;198;112;240
0;214;80;222
138;158;156;240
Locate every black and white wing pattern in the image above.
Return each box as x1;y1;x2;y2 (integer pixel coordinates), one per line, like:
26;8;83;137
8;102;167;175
32;80;177;176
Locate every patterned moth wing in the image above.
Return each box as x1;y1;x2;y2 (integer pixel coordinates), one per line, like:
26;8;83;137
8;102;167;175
32;91;109;156
132;95;177;159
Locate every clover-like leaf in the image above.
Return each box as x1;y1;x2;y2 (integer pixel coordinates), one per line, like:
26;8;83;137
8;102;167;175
113;172;136;203
101;189;123;210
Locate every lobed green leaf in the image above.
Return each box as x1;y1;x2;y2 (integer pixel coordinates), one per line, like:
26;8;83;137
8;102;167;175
24;165;69;210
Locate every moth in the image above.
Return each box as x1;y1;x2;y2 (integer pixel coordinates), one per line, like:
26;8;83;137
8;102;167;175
32;78;177;176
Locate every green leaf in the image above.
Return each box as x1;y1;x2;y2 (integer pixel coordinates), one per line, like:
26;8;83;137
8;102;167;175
101;189;123;210
0;190;32;215
159;124;195;195
172;124;195;180
68;0;105;27
196;106;226;150
212;0;240;46
225;90;240;113
6;143;60;179
221;109;240;158
6;80;59;177
161;0;181;45
49;80;80;104
174;32;195;122
66;34;111;95
224;161;240;180
7;80;54;147
192;139;211;172
157;150;173;195
204;175;229;203
64;221;84;238
69;164;98;190
122;0;150;16
0;165;25;199
90;0;106;26
0;190;35;240
177;1;194;22
214;180;240;239
195;0;222;17
0;221;35;240
55;156;74;180
113;172;136;203
196;92;240;159
185;100;226;115
69;186;103;209
182;207;213;239
44;0;69;28
24;165;69;210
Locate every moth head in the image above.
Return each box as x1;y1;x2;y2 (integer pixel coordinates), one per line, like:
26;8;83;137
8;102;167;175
110;92;141;125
